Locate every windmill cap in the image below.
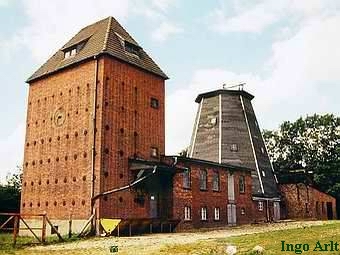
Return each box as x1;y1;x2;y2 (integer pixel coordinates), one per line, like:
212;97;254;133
195;89;255;103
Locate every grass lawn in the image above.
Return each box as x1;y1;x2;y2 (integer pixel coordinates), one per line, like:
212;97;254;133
1;221;340;254
0;233;81;255
158;221;340;255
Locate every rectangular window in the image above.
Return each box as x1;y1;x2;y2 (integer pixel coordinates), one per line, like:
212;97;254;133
150;98;159;109
150;147;158;158
199;169;207;190
241;207;245;215
71;48;77;56
305;203;309;213
258;201;263;211
239;175;245;193
214;207;220;221
322;202;325;213
212;171;220;191
230;143;238;152
201;207;207;220
184;206;191;220
64;51;71;59
183;168;191;189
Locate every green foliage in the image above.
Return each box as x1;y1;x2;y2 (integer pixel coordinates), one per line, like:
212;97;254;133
0;166;22;213
263;114;340;197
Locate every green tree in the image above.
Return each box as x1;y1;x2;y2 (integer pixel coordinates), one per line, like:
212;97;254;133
263;114;340;199
0;166;22;213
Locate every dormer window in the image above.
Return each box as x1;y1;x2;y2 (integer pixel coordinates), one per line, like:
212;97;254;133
63;39;88;59
64;47;77;59
124;41;140;57
115;32;141;58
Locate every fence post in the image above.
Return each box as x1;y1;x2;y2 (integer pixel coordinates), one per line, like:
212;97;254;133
13;215;18;246
42;213;47;243
68;214;72;238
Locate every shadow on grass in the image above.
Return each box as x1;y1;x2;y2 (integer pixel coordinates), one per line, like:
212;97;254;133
0;233;82;254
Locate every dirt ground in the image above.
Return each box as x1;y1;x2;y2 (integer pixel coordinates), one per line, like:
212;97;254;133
25;220;331;255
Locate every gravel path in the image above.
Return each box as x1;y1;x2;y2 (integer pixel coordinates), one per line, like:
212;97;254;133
28;220;330;254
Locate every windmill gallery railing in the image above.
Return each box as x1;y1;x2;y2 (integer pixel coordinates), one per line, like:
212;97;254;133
0;212;64;246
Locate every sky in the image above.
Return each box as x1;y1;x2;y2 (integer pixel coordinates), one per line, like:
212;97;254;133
0;0;339;182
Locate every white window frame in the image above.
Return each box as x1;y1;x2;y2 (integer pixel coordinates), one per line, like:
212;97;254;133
184;206;191;220
258;201;264;211
214;207;220;221
230;143;238;152
71;48;77;56
64;51;71;59
201;207;207;220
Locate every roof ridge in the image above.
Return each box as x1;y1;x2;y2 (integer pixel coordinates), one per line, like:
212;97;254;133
102;16;113;52
110;16;139;46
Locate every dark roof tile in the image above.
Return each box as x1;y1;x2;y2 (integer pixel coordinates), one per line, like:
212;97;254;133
27;16;168;82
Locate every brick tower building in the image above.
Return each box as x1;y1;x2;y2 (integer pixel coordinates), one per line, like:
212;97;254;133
21;16;168;234
188;88;281;221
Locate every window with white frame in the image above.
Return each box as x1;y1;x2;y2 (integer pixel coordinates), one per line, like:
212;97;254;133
64;47;77;59
258;201;264;211
184;206;191;220
241;208;245;215
230;143;238;152
201;207;207;220
214;207;220;220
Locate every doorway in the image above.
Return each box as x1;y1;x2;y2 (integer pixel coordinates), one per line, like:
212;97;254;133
227;204;236;226
150;194;158;218
327;202;333;220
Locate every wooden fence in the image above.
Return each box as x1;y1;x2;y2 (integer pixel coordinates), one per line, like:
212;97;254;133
0;212;64;246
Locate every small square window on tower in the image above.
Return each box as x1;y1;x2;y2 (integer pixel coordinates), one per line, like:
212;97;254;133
150;98;159;109
230;143;238;152
150;147;159;158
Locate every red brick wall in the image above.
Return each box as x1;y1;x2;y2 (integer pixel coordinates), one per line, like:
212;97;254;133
280;184;337;220
172;161;253;230
22;55;166;221
98;56;165;219
21;59;103;219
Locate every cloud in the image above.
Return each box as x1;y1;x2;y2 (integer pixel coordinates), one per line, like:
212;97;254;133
0;0;9;7
209;1;282;33
208;0;340;34
151;0;178;12
0;122;25;183
166;13;340;154
151;21;183;42
0;0;181;63
20;0;131;63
